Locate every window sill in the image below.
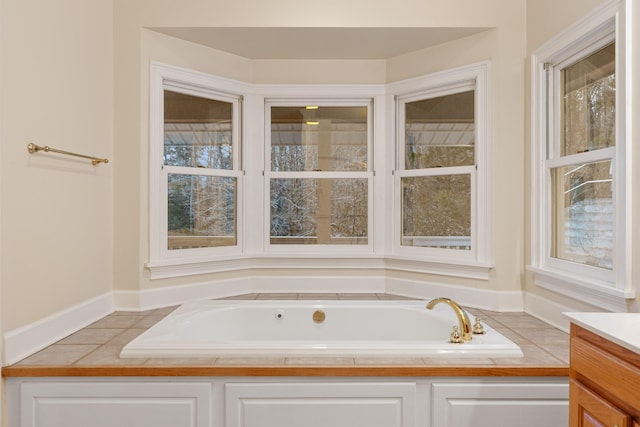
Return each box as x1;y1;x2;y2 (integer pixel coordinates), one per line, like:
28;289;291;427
527;265;634;312
146;255;493;281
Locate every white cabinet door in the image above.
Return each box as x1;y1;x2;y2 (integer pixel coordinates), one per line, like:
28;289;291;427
431;381;569;427
225;382;416;427
19;382;212;427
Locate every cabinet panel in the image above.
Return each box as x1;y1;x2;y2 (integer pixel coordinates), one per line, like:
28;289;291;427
432;381;569;427
571;335;640;413
19;382;212;427
570;380;630;427
225;382;416;427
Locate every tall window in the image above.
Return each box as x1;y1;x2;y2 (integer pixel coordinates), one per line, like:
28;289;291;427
163;90;240;251
530;0;632;307
550;43;615;271
394;62;489;265
266;101;372;249
149;63;243;264
399;90;475;251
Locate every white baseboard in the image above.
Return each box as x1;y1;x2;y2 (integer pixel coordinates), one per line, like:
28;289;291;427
137;277;252;311
524;292;576;333
128;275;385;310
386;277;524;312
3;292;114;366
250;275;386;294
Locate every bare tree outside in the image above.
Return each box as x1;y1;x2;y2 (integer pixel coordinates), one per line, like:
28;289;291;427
401;91;475;250
164;90;237;250
551;42;615;269
269;106;369;245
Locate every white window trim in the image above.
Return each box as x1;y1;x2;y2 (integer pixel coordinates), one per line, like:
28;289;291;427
529;0;634;310
146;62;493;281
389;61;492;267
147;62;250;266
264;97;375;255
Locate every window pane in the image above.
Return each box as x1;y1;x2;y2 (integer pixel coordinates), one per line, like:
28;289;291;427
270;178;368;245
271;106;368;172
551;160;613;269
167;174;236;250
164;90;233;169
405;91;475;170
561;43;615;156
401;175;471;250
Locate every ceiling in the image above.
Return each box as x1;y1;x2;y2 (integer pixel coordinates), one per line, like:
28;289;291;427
150;27;490;60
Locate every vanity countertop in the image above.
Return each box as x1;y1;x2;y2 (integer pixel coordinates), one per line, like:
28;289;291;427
565;312;640;355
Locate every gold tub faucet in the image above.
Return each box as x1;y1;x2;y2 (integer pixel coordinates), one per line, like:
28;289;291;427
426;297;473;342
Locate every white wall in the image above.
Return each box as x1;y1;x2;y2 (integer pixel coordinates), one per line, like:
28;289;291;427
0;0;113;334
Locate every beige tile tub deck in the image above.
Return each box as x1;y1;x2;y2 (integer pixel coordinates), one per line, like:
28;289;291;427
8;294;569;375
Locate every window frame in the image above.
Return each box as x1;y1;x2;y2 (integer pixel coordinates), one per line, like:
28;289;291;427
263;98;375;254
147;63;492;281
148;62;247;266
529;0;633;309
390;62;491;266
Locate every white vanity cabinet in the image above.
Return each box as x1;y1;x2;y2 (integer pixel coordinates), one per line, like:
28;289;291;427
8;381;213;427
6;377;568;427
431;380;569;426
225;381;418;427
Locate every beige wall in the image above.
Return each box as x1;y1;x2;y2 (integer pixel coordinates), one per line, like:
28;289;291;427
525;0;610;53
118;0;511;28
0;0;114;333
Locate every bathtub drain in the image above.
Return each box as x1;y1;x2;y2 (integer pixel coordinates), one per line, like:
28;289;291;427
312;310;326;323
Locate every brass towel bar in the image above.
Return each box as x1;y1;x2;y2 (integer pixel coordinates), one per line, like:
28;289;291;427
27;143;109;165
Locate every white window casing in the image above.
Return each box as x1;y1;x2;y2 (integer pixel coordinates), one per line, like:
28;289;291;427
147;62;492;281
390;62;491;268
529;0;633;310
148;62;249;267
264;98;375;255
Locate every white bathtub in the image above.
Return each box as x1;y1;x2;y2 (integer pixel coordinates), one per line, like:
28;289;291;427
120;299;523;358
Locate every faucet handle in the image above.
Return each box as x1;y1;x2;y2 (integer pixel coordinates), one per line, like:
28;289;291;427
472;317;486;335
449;326;463;343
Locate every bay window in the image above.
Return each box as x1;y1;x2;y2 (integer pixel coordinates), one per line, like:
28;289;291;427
148;62;490;278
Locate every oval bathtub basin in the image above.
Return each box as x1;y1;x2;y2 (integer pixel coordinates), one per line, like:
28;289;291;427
120;300;523;358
